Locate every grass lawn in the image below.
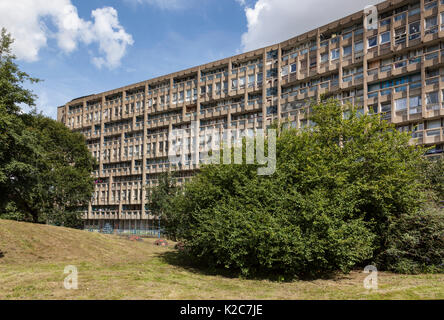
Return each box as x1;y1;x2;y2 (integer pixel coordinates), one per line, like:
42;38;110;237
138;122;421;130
0;219;443;300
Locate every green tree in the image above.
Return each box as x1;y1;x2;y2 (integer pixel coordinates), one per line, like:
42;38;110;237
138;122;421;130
0;28;39;114
166;99;431;278
146;172;181;239
420;156;444;203
378;207;443;274
0;28;95;227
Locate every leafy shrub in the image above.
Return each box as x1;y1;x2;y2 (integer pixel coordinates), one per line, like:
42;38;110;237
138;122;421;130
162;100;431;278
377;207;444;274
178;171;376;277
0;201;27;221
420;156;444;203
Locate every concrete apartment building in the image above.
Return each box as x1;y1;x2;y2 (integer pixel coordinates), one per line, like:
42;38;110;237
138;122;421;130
58;0;444;232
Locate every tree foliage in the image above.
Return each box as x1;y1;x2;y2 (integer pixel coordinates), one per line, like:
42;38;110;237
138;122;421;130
0;28;39;114
0;28;95;227
420;156;444;203
157;99;439;278
146;171;182;239
378;206;443;274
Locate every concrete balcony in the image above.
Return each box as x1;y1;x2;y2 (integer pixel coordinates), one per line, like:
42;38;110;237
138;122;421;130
423;129;443;145
392;110;409;124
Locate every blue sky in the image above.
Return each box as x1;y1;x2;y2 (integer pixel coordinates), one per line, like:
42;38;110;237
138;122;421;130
0;0;380;119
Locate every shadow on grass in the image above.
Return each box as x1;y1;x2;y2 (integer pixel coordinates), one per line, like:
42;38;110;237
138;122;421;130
157;249;342;283
158;251;240;280
0;250;4;259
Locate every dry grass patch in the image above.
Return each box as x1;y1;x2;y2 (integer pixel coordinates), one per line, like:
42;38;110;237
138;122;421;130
0;219;443;300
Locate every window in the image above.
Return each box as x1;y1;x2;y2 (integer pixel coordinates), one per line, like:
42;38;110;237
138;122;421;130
410;96;422;115
381;102;392;113
290;64;297;73
343;45;352;57
331;48;340;60
368;104;378;114
266;106;277;115
426;68;439;79
343;32;352;40
381;102;392;120
343;75;352;83
424;0;438;10
427;119;441;130
281;65;289;77
321;53;328;63
257;73;263;83
440;12;444;31
266;88;277;97
409;96;421;107
425;145;444;155
368;36;377;48
266;50;278;60
426;16;438;28
426;91;439;110
380;18;391;27
354;41;363;52
239;77;245;88
395;98;407;111
409;21;421;40
380;32;391;44
426;91;439;104
394;13;406;22
425;127;440;137
368;83;380;92
394;56;407;69
425;16;438;34
409;5;420;16
310;56;317;68
266;68;277;78
395;27;406;45
248;75;255;86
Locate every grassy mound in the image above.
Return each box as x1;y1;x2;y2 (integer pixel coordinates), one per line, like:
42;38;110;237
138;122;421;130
0;219;442;300
0;219;165;265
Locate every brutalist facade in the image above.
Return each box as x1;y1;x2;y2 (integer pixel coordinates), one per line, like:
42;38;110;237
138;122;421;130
58;0;444;231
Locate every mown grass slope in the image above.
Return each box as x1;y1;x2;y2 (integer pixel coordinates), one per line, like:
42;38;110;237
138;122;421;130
0;219;443;300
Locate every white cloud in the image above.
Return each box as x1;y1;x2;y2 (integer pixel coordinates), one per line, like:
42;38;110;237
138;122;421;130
239;0;382;52
0;0;134;69
88;7;135;69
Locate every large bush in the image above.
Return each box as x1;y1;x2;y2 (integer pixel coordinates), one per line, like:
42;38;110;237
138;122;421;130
377;207;444;274
420;156;444;202
162;99;437;278
172;164;376;277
